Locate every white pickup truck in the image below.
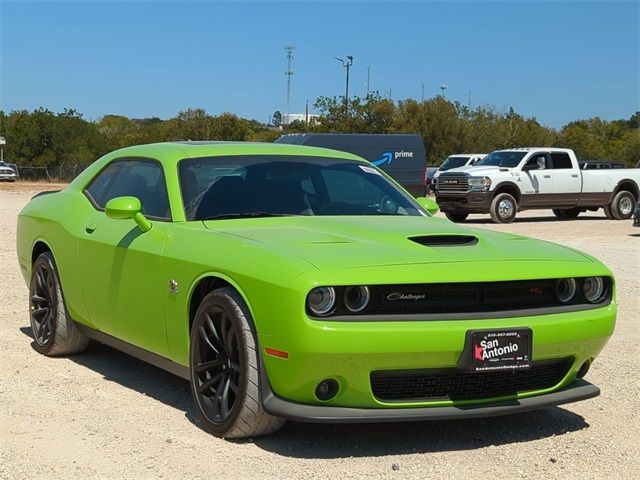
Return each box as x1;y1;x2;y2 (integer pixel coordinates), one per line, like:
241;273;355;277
435;147;640;223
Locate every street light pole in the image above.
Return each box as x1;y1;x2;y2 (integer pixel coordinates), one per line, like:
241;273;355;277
335;55;354;129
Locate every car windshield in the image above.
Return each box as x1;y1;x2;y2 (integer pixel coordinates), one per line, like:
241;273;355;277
440;156;470;171
179;155;424;221
476;151;527;168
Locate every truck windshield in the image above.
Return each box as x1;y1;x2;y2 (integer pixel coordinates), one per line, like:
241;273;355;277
476;151;527;168
440;156;470;171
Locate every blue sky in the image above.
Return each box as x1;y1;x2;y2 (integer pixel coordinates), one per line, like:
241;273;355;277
1;1;638;127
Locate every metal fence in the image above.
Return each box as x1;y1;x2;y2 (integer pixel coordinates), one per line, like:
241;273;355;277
15;164;85;183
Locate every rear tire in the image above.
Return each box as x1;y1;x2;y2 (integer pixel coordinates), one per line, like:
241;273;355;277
189;287;284;438
29;252;89;356
444;212;469;222
490;193;517;223
610;190;636;220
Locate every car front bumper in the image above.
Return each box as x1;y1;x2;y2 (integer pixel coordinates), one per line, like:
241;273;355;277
262;377;600;422
436;192;492;213
259;304;615;414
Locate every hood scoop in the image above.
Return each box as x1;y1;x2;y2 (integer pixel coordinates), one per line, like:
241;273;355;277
409;235;479;247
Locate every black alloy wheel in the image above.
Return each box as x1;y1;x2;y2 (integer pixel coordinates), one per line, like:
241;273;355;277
189;287;285;438
192;305;242;424
30;260;56;347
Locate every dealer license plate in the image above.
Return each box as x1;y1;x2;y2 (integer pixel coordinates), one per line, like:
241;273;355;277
466;329;532;372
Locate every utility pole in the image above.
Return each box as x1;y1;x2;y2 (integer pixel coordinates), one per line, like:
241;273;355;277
284;45;295;126
335;55;354;129
421;82;425;102
468;90;472;108
366;65;371;97
305;100;309;126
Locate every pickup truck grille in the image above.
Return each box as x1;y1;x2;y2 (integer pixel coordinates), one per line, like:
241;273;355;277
436;173;469;193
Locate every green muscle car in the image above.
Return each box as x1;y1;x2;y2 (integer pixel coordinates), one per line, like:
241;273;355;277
16;142;616;438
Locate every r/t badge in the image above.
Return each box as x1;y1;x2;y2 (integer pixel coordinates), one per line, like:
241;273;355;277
169;279;179;294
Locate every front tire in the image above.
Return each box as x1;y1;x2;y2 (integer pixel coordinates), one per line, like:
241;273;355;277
445;212;469;222
490;193;518;223
29;252;89;356
610;190;636;220
189;287;284;438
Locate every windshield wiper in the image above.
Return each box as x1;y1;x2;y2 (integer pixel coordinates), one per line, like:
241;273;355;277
202;212;298;220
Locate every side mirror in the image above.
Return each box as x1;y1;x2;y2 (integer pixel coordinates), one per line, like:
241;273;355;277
522;163;540;171
416;196;439;215
105;196;152;232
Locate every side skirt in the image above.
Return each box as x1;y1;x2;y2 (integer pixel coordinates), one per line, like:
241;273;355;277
74;322;190;380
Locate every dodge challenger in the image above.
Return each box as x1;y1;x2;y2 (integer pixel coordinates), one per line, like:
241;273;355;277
16;142;616;438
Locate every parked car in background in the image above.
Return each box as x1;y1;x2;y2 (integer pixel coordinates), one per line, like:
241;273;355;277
0;162;17;181
436;148;640;223
17;141;614;438
634;201;640;227
276;133;427;197
432;153;486;190
424;166;438;194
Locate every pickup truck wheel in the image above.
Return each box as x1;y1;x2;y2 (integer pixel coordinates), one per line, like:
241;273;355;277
603;205;615;219
611;191;636;220
445;212;469;222
490;193;517;223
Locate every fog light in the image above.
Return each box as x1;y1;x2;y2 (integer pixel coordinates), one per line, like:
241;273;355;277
556;278;577;303
315;379;339;401
583;277;605;303
577;360;591;379
344;286;371;313
307;287;336;316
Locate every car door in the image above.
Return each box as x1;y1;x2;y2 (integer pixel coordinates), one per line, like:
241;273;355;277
549;152;581;206
521;153;553;206
78;158;172;355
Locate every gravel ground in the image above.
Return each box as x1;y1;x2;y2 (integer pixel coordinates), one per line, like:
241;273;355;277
1;184;638;480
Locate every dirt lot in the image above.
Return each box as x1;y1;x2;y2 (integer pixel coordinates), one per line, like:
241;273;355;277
1;184;638;480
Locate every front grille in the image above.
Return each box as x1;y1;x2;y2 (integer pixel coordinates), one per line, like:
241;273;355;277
409;235;478;247
370;359;572;401
436;173;469;193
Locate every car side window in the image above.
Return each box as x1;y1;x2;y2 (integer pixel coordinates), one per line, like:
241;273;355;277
526;154;547;169
84;159;171;220
550;153;573;169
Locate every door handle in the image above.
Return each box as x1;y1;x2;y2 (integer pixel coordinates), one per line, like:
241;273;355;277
85;223;97;234
543;175;551;178
571;174;579;178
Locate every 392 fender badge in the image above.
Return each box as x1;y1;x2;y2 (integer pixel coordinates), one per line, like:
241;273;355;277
169;279;179;294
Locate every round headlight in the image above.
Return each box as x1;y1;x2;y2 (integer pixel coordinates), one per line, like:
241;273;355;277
556;278;577;303
344;286;371;313
583;277;605;303
308;287;336;316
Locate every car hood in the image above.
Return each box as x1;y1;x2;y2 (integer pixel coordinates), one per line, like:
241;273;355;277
443;165;511;176
203;216;590;270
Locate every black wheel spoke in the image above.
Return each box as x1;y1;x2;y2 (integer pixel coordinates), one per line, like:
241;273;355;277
31;294;48;304
204;314;225;352
219;376;231;418
198;326;219;355
195;359;224;373
198;371;224;395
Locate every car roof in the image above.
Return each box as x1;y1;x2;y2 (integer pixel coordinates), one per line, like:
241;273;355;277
106;141;365;164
